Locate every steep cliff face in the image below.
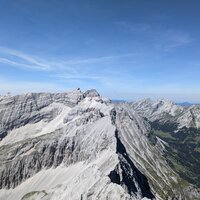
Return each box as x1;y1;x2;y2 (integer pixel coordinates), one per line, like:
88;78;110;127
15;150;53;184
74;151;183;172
0;90;199;200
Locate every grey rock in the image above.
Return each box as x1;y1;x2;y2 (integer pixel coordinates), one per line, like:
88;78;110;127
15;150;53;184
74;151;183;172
0;89;199;200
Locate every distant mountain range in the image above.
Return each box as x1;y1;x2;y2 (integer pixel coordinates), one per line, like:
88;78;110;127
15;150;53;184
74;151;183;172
112;99;200;107
176;102;200;106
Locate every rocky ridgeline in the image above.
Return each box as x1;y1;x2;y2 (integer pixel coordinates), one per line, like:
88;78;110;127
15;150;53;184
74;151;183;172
0;89;199;200
0;89;103;140
131;98;200;129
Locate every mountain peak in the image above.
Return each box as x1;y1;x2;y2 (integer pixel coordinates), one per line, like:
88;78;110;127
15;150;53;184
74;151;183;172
83;89;100;98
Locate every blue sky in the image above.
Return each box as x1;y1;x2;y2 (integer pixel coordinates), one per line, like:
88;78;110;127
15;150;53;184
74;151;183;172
0;0;200;102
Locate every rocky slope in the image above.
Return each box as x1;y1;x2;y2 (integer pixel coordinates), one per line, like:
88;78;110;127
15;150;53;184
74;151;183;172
0;90;199;200
131;98;200;191
131;98;200;129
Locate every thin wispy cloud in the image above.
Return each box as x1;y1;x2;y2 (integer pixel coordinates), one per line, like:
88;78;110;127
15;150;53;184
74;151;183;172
0;47;52;71
61;54;135;65
155;30;192;52
114;21;192;52
0;47;139;90
52;74;105;80
0;77;67;94
0;57;19;66
0;46;135;72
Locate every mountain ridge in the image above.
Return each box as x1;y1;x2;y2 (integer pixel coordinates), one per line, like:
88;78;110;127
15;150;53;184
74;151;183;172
0;89;199;200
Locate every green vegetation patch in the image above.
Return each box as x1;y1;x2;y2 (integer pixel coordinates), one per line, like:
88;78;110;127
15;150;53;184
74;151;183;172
150;121;200;187
154;130;176;140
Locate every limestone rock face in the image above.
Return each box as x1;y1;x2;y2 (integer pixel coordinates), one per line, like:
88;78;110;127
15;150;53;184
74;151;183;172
131;99;200;129
0;90;199;200
0;89;84;140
